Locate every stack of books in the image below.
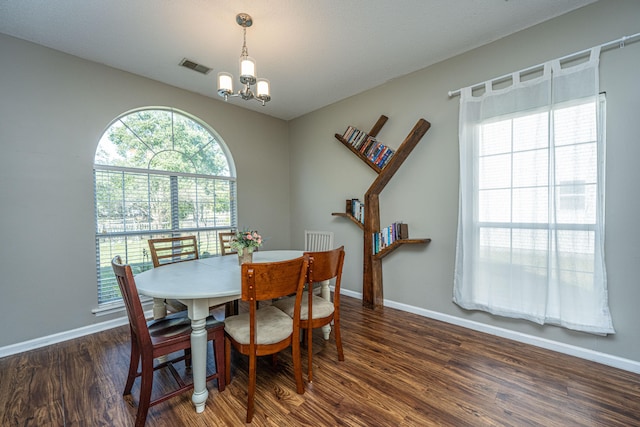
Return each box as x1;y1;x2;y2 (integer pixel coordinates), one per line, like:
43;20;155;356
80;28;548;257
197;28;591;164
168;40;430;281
341;126;395;169
346;199;365;224
373;222;408;254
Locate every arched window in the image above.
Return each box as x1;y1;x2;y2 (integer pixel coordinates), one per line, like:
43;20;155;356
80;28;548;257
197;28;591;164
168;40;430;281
94;108;236;305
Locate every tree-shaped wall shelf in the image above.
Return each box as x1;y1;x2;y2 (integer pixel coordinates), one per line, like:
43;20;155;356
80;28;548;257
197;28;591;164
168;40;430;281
332;115;432;309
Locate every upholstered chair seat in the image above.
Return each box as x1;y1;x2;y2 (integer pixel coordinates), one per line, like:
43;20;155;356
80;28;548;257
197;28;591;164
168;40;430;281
224;306;294;345
148;311;221;341
273;291;335;320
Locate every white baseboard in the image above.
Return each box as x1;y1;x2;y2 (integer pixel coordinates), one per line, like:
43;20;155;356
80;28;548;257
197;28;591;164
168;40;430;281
339;288;640;374
0;309;152;359
4;290;640;375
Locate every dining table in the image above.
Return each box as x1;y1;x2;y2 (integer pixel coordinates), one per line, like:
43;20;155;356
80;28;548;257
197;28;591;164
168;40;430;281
134;250;303;414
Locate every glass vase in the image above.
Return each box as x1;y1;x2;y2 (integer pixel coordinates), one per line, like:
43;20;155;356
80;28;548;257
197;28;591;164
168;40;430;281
238;247;253;265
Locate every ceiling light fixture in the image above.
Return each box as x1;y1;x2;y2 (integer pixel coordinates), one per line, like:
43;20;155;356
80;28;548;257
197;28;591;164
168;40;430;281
217;13;271;106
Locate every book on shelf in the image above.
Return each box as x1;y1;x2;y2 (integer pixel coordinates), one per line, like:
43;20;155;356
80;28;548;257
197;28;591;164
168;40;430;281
359;136;376;154
377;149;394;168
352;131;367;148
341;125;395;168
367;141;382;161
397;222;408;239
342;126;355;141
348;198;365;224
373;146;388;164
357;135;372;152
372;222;409;254
342;126;365;146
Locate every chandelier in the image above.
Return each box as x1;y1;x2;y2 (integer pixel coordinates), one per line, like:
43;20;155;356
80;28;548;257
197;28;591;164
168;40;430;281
217;13;271;106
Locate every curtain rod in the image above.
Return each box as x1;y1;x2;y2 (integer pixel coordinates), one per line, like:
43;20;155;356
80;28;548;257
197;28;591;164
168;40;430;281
447;32;640;97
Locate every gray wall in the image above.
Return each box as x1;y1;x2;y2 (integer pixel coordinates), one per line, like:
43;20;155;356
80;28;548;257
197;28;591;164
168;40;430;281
0;33;291;347
289;0;640;363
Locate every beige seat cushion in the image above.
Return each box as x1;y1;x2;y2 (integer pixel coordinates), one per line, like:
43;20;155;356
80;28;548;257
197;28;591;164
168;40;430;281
272;291;335;320
224;306;294;345
148;312;222;340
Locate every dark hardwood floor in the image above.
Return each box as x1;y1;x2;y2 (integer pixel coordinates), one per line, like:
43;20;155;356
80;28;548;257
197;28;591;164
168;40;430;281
1;295;639;426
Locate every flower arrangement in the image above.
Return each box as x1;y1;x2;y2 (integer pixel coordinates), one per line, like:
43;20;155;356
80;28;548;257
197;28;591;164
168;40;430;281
230;229;263;254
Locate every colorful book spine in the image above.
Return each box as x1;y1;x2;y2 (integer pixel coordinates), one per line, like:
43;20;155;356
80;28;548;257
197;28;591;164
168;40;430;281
377;149;394;168
341;125;396;169
342;126;355;142
349;198;366;224
372;222;409;254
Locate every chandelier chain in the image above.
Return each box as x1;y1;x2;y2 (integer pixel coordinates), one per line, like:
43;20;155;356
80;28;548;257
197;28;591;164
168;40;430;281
241;27;249;59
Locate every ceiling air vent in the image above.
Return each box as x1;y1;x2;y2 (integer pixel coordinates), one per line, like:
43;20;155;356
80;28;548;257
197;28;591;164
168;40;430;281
179;58;213;75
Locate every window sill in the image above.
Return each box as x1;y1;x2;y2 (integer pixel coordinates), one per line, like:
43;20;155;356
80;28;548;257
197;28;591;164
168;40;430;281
92;296;154;317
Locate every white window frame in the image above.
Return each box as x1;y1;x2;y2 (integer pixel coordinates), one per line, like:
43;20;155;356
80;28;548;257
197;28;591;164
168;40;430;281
474;96;604;289
92;108;237;310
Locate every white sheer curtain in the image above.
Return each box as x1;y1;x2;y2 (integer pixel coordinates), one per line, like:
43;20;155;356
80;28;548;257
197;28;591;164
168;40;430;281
453;47;615;334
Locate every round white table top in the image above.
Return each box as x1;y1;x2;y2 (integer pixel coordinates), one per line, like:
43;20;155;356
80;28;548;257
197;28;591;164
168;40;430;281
134;250;304;300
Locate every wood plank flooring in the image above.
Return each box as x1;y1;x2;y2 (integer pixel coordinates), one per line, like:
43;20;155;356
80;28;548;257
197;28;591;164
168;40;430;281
1;295;639;426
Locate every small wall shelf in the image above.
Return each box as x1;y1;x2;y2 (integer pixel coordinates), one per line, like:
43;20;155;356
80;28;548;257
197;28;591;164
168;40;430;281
373;238;432;260
332;115;432;309
331;212;364;230
333;135;383;174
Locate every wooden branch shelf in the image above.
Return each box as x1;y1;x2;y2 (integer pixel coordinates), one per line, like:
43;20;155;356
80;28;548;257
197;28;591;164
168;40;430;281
334;134;383;174
373;238;432;260
333;115;432;309
331;212;364;230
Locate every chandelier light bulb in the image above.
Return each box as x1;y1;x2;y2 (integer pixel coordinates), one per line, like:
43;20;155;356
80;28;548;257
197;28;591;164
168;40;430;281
217;72;233;95
239;56;256;84
257;79;270;98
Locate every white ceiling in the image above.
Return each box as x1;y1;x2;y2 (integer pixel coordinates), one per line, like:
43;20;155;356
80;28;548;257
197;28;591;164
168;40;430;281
0;0;596;120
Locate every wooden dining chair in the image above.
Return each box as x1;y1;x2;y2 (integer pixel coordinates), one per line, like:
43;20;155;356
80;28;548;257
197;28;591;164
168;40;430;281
304;230;334;253
219;231;260;257
111;256;225;427
304;230;335;340
147;236;199;316
218;231;237;256
218;231;244;316
223;255;309;423
148;235;199;266
272;246;345;382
